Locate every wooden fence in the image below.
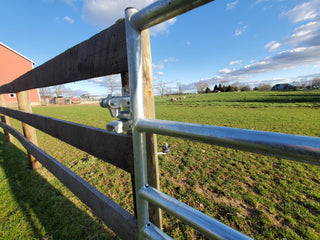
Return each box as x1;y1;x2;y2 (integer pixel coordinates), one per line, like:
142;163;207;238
0;19;147;239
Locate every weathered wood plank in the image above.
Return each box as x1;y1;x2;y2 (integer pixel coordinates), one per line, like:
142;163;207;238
0;107;134;173
0;20;127;94
16;90;41;169
0;121;138;239
141;29;162;228
0;94;13;142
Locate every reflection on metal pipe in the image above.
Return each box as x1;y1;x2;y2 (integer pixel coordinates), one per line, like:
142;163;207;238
125;7;149;238
140;186;253;240
131;0;215;31
136;118;320;165
142;222;172;240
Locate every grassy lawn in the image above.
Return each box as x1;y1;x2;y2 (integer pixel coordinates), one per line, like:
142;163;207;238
1;90;319;239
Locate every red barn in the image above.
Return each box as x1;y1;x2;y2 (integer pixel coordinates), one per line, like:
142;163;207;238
0;42;40;106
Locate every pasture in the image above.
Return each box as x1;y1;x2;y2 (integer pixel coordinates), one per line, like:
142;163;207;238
1;90;319;239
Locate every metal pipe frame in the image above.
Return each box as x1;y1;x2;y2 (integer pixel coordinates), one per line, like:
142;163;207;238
140;186;253;240
131;0;215;31
136;119;320;165
142;222;172;240
125;0;319;239
125;7;149;239
126;1;217;239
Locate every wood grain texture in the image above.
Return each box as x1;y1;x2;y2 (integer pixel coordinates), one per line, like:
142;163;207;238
0;121;138;240
16;90;41;169
0;20;127;94
141;29;162;227
0;107;134;173
0;94;13;142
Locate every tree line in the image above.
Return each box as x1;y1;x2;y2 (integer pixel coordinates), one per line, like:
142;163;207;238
196;77;320;94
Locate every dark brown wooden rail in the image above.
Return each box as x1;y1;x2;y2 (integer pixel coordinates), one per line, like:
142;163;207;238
0;20;127;94
0;121;138;239
0;107;134;173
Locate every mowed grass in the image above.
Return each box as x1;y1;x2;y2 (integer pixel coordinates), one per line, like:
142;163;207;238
0;90;319;239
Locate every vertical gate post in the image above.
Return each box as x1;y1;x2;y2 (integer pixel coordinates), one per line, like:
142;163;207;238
16;90;41;169
0;94;13;142
121;71;139;217
141;29;162;228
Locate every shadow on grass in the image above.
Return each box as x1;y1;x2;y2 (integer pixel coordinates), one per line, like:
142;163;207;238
0;132;116;239
222;92;320;104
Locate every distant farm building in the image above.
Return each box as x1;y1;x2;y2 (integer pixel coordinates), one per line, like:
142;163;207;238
271;83;295;91
0;42;40;106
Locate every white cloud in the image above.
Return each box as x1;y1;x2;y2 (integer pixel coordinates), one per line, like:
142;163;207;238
265;1;320;53
89;74;121;87
161;57;178;63
222;0;320;80
64;16;74;24
155;71;166;76
234;24;248;36
229;60;242;65
153;57;178;70
218;68;232;74
226;1;238;11
265;40;281;51
282;0;320;23
285;21;320;47
152;63;164;70
150;18;176;36
82;0;175;36
186;41;191;45
221;46;320;77
178;1;320;90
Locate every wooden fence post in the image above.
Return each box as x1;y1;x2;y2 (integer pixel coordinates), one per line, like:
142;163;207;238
16;90;41;169
141;28;162;228
0;94;13;142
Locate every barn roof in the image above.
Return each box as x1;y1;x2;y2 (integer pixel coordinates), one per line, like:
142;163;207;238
0;42;35;65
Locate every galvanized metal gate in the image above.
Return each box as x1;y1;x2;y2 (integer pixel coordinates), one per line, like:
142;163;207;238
124;0;320;239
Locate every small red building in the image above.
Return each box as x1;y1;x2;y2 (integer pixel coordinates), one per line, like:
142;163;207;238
0;42;40;106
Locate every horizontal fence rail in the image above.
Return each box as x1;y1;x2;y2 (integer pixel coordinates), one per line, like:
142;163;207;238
136;119;320;165
0;20;127;94
140;186;252;240
0;107;134;173
2;0;318;238
0;121;138;240
130;0;215;31
141;222;171;240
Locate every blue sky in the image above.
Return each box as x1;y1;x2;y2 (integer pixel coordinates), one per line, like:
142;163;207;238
1;0;320;96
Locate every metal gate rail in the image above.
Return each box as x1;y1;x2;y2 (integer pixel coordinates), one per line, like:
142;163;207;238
124;0;320;239
136;119;320;165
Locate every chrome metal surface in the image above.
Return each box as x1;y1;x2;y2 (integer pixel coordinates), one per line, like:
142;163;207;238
125;7;149;240
131;0;214;31
100;94;132;133
123;1;320;239
140;186;253;240
142;222;172;239
136;119;320;165
100;94;130;119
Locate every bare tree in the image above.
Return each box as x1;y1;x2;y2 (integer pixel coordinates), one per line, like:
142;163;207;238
177;82;183;95
312;77;320;89
159;81;167;97
103;75;120;95
39;87;52;98
257;83;271;91
195;81;209;93
53;85;66;97
240;85;251;91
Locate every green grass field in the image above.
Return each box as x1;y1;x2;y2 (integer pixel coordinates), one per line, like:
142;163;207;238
1;90;319;239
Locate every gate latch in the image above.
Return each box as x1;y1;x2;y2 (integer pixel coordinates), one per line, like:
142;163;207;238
100;94;131;133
